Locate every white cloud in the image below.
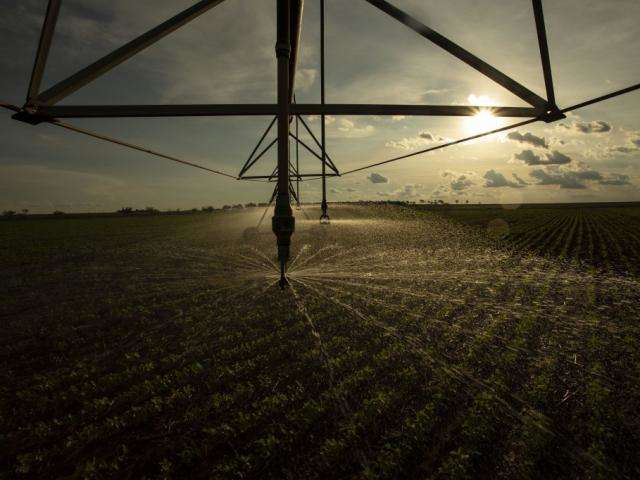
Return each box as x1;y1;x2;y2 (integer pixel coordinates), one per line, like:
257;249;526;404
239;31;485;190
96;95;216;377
335;119;375;138
385;131;445;150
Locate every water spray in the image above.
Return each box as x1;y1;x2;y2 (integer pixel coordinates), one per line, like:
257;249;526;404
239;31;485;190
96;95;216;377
2;0;639;294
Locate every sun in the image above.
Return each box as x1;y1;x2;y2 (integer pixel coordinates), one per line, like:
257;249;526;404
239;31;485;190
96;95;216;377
461;94;506;137
463;109;505;136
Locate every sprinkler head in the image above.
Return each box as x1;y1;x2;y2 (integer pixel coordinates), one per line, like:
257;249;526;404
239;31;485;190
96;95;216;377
272;194;295;292
278;250;289;290
320;199;329;224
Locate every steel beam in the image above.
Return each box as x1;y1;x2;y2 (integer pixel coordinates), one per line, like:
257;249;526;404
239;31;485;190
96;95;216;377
293;104;541;117
28;104;541;119
364;0;547;108
289;132;339;174
532;0;557;110
243;174;339;179
238;116;277;176
240;138;278;177
295;115;338;171
35;104;277;118
36;0;227;105
289;182;299;203
27;0;61;102
293;104;542;117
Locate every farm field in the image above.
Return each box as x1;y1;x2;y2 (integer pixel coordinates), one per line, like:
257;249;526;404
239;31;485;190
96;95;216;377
424;202;640;276
2;204;640;479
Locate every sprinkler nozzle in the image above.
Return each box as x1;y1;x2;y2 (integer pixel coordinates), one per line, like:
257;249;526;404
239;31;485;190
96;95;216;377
278;245;290;289
272;194;295;291
320;200;329;224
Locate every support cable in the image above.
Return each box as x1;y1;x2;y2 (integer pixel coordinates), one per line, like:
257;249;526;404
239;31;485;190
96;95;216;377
4;81;640;182
1;101;237;179
335;83;640;177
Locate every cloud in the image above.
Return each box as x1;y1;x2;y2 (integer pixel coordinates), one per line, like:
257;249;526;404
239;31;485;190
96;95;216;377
467;94;497;106
546;151;572;165
385;131;445;150
513;173;529;186
507;131;548;149
608;134;640;154
512;149;572;166
530;169;588;189
483;170;526;188
441;170;475;194
420;89;449;101
375;184;425;200
609;146;637;154
559;120;612;134
394;184;423;199
368;172;389;184
295;68;317;91
598;173;632;186
419;131;444;142
336;119;374;138
529;165;632;189
301;115;335;124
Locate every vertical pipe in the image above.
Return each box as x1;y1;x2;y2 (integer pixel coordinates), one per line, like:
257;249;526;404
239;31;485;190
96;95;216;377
320;0;329;221
273;0;295;288
295;112;301;207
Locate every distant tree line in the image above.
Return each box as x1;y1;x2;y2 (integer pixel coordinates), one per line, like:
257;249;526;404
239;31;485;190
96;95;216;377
116;203;264;216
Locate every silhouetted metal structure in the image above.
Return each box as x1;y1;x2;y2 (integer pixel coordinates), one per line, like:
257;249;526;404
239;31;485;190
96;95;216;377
2;0;639;288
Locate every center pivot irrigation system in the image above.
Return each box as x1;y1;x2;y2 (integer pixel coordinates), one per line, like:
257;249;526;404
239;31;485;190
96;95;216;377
1;0;639;288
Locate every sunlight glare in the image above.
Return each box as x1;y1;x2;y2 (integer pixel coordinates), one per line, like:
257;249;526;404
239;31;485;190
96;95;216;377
462;94;506;137
464;109;505;136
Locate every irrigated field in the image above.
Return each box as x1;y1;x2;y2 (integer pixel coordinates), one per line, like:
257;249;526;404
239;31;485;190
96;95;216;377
1;204;640;479
426;203;640;275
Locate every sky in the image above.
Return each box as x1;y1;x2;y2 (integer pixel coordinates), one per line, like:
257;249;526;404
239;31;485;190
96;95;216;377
0;0;639;212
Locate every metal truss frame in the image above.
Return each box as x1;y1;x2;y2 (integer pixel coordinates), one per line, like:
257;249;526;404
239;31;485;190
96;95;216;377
5;0;639;286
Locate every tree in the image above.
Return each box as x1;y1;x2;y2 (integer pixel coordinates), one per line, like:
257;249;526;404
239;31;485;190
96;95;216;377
2;210;16;218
